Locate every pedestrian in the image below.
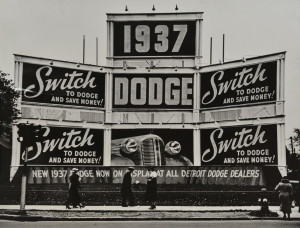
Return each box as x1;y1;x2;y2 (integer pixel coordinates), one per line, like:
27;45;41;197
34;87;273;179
275;176;293;220
145;167;158;209
296;174;300;213
121;167;135;207
66;168;85;209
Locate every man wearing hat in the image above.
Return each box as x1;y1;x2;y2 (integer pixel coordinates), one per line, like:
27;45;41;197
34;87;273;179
121;167;135;207
66;168;85;209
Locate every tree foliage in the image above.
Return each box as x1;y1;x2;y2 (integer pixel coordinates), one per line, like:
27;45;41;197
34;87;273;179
292;128;300;146
0;71;20;135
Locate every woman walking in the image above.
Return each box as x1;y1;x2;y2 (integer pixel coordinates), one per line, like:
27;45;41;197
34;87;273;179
145;167;158;209
66;168;85;209
275;176;293;220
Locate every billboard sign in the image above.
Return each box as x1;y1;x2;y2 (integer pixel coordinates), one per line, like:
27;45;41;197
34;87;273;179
113;74;193;109
200;125;278;166
200;61;277;109
22;63;105;108
27;166;266;186
113;21;196;57
20;126;103;166
111;129;193;166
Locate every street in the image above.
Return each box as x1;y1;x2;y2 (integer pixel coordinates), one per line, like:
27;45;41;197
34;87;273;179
0;220;300;228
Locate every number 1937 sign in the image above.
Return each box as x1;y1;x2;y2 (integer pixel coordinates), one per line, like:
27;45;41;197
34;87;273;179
113;21;196;56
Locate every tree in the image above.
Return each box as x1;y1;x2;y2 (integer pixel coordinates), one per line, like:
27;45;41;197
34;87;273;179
0;71;20;135
292;128;300;149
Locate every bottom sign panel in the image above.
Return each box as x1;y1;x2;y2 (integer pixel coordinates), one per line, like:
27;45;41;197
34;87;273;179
25;166;275;186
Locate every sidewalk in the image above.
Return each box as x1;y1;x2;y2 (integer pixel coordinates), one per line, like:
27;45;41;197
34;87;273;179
0;205;300;221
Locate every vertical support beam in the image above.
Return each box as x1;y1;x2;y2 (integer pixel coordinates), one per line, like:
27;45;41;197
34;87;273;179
280;57;285;101
103;129;111;166
10;125;20;181
106;21;110;60
195;17;203;66
276;59;280;101
106;19;114;67
277;123;286;175
193;72;200;122
193;129;201;166
11;59;22;181
105;72;113;123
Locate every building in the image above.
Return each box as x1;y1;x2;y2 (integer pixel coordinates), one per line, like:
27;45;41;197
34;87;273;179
9;12;286;204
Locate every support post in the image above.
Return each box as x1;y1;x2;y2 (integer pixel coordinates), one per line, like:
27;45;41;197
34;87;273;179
20;147;28;211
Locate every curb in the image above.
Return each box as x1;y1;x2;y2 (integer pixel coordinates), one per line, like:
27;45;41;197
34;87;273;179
1;214;299;221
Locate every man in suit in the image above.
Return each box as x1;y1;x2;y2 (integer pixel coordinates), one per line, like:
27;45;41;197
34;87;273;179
121;167;135;207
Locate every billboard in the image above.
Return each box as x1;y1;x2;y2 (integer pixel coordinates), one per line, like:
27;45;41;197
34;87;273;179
22;63;105;108
113;74;193;109
200;125;278;166
27;166;265;186
113;21;196;57
200;61;277;109
111;129;193;166
20;126;103;166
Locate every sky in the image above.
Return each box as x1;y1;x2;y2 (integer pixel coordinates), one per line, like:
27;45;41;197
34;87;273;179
0;0;300;148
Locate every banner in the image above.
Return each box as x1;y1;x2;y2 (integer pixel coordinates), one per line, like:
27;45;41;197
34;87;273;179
200;61;277;109
113;74;193;109
27;166;265;186
22;63;105;108
111;129;193;166
201;125;278;166
20;126;103;165
113;21;196;56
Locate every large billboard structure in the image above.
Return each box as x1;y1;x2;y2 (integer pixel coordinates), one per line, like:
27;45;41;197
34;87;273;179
11;12;286;187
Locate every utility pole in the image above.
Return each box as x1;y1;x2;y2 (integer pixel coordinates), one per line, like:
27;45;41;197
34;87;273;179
18;123;43;211
210;37;212;65
290;136;295;154
83;35;85;64
222;34;225;63
20;146;28;211
96;37;98;65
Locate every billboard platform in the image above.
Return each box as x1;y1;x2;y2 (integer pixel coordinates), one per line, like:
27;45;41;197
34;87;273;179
2;166;282;206
0;182;281;206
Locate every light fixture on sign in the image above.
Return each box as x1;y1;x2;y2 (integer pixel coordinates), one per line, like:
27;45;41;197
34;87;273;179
99;66;103;71
125;5;128;12
175;66;178;72
50;60;53;65
242;57;247;62
77;62;80;67
123;61;128;71
152;5;156;12
175;4;179;11
214;121;221;128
